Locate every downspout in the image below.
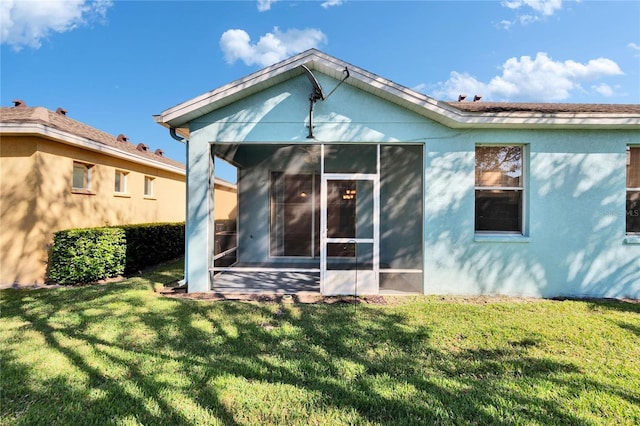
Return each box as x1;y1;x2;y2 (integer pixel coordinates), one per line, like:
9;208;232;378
169;127;189;287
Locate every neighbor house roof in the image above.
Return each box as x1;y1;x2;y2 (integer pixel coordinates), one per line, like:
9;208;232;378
448;102;640;114
1;105;185;175
154;49;640;134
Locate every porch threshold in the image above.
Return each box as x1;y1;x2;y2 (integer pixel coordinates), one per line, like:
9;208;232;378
211;269;320;294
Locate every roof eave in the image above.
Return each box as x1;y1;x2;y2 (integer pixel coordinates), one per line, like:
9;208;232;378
0;122;186;175
154;49;640;130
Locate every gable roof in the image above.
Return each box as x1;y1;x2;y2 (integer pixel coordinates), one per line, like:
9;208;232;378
1;106;185;174
154;49;640;133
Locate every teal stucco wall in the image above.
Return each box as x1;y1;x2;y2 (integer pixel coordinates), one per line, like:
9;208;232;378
185;71;639;297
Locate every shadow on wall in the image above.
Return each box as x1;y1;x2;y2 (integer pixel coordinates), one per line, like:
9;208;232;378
424;138;639;298
1;145;144;285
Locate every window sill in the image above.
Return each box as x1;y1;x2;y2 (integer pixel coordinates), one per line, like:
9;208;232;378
624;235;640;245
114;192;130;198
474;234;530;243
71;188;96;195
144;196;157;200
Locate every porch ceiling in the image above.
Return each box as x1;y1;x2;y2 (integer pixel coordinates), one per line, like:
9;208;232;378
213;143;320;169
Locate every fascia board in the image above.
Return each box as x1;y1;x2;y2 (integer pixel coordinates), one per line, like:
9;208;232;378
159;50;320;127
435;113;640;129
214;179;237;191
156;49;640;130
0;122;186;176
309;59;640;129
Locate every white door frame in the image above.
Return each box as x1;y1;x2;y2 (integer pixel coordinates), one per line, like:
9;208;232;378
320;144;380;295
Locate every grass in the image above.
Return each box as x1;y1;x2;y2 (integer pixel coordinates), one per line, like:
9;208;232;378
1;259;639;425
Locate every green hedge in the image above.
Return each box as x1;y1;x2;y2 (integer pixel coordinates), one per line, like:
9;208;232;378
120;223;185;274
48;222;184;284
49;228;127;285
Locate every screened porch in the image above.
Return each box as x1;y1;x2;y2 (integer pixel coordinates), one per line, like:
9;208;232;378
210;143;424;295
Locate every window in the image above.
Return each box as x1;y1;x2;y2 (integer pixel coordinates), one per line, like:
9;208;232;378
114;170;128;193
270;172;319;257
475;145;524;233
72;162;92;191
627;147;640;234
144;176;155;197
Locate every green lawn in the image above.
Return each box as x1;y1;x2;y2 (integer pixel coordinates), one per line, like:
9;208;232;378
1;259;638;425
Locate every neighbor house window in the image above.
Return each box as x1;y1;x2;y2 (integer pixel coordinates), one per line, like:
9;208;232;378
144;176;155;197
627;147;640;233
270;172;320;257
475;145;524;233
72;162;92;191
114;170;128;194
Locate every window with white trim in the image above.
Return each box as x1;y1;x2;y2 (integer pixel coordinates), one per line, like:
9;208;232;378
627;147;640;234
72;162;92;191
475;145;524;233
144;176;155;197
114;170;128;194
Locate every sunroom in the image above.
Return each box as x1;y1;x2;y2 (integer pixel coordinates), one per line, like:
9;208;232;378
210;142;424;295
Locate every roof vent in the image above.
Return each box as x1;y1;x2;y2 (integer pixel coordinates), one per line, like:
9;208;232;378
116;134;129;143
473;95;482;102
458;94;467;102
12;99;26;108
136;143;150;152
154;149;164;156
55;107;67;116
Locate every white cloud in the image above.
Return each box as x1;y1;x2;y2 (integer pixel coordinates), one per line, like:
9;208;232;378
498;20;514;30
257;0;276;12
321;0;344;8
591;83;614;97
430;52;624;102
629;42;640;51
412;83;428;93
220;27;328;67
502;0;563;16
499;0;562;28
518;14;540;25
1;0;112;51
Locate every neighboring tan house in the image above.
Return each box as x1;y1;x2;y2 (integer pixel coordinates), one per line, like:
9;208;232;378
154;49;639;298
0;101;236;286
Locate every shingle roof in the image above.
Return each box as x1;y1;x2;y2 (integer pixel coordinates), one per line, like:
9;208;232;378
447;102;640;114
0;106;185;170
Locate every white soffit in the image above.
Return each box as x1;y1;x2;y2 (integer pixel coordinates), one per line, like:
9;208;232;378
156;49;640;130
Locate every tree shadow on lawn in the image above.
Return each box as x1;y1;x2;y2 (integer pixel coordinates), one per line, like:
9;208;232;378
583;298;640;315
2;282;635;425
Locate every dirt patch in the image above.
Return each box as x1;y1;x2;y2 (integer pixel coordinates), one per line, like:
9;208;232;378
160;287;389;305
434;295;546;305
1;276;125;290
160;288;639;306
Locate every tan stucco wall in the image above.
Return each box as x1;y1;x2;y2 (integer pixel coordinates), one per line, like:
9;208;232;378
0;135;187;285
213;184;237;220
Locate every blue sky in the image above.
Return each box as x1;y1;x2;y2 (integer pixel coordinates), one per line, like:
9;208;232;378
2;0;639;182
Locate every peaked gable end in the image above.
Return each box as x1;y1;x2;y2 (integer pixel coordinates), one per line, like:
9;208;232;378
155;49;640;136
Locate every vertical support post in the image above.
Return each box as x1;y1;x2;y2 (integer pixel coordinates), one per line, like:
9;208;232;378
320;144;326;294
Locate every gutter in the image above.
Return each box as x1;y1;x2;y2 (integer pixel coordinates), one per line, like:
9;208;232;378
170;127;186;143
169;126;189;288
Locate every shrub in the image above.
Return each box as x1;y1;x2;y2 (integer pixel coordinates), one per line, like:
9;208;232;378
48;222;185;284
120;223;185;274
49;228;126;284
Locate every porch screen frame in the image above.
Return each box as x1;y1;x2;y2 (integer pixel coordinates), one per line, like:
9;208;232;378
320;144;380;295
